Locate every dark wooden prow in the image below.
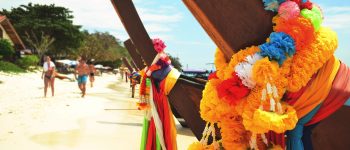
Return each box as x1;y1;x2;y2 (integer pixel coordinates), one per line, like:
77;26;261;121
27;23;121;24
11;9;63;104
122;57;133;73
167;76;206;137
125;40;198;127
312;105;350;150
111;0;206;139
183;0;275;61
182;0;350;148
124;39;146;70
130;60;139;71
111;0;156;65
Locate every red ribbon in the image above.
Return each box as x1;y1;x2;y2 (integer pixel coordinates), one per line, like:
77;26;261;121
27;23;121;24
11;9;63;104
151;80;175;150
306;63;350;125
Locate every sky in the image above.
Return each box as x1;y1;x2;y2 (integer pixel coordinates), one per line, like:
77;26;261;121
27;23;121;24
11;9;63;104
0;0;349;70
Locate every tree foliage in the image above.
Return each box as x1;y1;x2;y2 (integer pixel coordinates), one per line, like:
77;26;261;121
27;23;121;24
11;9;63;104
0;3;84;56
0;39;14;59
16;55;39;69
0;61;25;73
25;31;55;60
1;3;129;69
168;54;183;71
77;31;129;62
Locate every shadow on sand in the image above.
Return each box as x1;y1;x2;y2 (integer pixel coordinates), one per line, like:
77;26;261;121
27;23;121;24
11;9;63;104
96;121;142;127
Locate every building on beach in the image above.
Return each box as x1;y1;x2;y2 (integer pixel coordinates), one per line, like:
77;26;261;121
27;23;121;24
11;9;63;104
0;15;27;54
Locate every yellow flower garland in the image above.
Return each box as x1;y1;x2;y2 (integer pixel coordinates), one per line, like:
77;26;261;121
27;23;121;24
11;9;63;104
214;49;228;79
287;27;338;92
252;57;279;85
200;78;234;122
223;46;260;80
189;1;339;150
188;142;214;150
200;46;300;149
243;104;298;134
220;116;250;150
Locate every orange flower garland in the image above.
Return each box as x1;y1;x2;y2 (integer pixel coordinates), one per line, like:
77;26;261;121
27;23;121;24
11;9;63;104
243;104;298;134
214;49;228;79
220;116;250;149
216;73;251;106
275;57;292;97
188;142;214;150
224;46;260;79
200;78;234;122
287;27;338;92
252;57;279;85
273;16;315;52
189;0;339;149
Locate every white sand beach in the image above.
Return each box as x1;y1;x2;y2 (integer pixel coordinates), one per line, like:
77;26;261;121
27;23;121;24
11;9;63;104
0;72;196;150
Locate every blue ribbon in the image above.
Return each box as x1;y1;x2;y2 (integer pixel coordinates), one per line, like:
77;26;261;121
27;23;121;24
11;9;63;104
345;98;350;106
287;104;322;150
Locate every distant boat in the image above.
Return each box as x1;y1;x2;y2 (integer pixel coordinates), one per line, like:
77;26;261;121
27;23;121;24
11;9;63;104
56;59;77;66
94;64;104;69
182;69;211;80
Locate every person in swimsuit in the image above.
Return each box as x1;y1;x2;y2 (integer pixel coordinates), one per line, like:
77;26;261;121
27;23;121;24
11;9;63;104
41;56;56;97
88;62;96;87
74;57;90;98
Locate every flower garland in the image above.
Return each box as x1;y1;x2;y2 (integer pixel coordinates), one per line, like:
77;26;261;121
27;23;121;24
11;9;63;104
137;68;151;110
217;73;250;106
224;46;259;79
139;38;179;149
138;38;173;110
200;78;233;122
287;27;337;92
189;0;338;149
214;49;228;79
188;122;221;150
153;38;167;53
145;39;172;76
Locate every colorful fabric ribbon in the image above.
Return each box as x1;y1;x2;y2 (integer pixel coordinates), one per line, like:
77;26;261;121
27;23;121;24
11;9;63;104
273;56;347;149
286;56;339;149
140;45;178;149
292;56;340;118
286;104;321;150
151;78;177;150
285;57;350;150
164;68;181;95
284;74;316;105
306;62;350;125
346;99;350;106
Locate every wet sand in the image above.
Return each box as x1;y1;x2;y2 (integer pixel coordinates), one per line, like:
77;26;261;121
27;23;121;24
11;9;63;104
0;72;196;149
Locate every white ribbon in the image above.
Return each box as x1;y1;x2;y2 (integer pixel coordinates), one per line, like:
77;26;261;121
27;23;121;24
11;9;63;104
149;83;167;150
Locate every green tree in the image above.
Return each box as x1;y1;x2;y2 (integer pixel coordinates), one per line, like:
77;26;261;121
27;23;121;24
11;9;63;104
0;39;14;60
16;55;39;70
0;61;25;73
25;31;55;60
0;3;83;57
168;54;182;71
77;31;129;63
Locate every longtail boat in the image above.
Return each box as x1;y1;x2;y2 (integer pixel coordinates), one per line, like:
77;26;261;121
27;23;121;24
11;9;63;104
124;39;146;70
130;60;138;71
111;0;206;139
121;57;133;73
183;0;350;149
124;38;189;126
112;0;350;149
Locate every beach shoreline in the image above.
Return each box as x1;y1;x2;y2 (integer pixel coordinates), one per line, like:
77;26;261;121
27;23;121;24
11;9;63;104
0;72;196;149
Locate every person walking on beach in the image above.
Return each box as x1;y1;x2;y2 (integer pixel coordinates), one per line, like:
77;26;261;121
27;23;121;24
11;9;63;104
120;68;124;79
41;56;55;97
74;57;90;98
88;61;96;87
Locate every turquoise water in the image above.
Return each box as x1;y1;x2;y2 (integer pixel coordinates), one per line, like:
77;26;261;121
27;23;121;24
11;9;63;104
346;98;350;106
